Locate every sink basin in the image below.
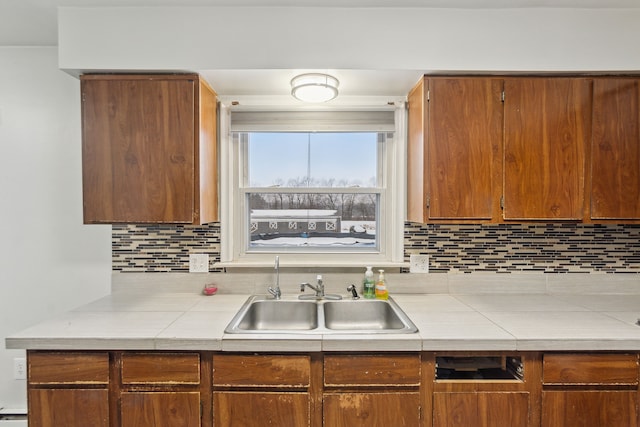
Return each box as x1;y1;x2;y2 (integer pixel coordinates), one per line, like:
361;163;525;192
227;298;318;332
225;295;418;334
323;300;414;331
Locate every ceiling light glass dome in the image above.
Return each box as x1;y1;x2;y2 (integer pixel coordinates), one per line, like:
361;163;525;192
291;73;339;103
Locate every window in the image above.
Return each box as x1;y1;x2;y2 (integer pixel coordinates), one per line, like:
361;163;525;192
220;108;406;267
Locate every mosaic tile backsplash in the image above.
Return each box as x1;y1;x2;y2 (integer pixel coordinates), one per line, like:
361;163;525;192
112;223;640;273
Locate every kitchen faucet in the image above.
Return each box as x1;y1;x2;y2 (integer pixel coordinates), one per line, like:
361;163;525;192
299;275;342;300
267;256;281;299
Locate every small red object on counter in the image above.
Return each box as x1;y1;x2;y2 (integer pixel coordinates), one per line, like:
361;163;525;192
202;284;218;296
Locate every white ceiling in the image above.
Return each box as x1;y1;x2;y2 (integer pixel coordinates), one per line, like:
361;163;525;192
2;0;639;99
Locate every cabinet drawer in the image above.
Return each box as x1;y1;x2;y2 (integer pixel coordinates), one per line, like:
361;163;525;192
213;354;310;387
121;352;200;385
543;353;638;385
28;351;109;385
324;354;421;387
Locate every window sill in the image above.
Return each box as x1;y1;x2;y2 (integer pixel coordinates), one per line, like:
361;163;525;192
215;260;409;270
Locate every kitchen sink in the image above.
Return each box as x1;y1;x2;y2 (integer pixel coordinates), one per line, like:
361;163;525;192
230;299;318;331
323;300;413;331
224;295;418;334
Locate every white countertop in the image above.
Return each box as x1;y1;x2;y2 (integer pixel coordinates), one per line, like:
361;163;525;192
7;289;640;352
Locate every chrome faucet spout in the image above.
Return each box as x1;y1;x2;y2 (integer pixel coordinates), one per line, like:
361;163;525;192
267;256;281;299
300;282;321;293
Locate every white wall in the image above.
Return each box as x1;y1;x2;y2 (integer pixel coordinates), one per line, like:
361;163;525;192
0;47;111;409
58;7;640;73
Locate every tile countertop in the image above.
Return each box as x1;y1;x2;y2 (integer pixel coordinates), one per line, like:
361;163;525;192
6;290;640;353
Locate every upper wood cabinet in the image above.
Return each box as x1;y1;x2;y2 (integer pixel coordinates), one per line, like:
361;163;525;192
407;77;503;222
503;77;591;220
590;78;640;220
81;74;218;224
406;78;427;223
408;75;599;223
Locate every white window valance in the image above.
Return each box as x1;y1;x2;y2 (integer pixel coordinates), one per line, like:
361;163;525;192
230;110;395;132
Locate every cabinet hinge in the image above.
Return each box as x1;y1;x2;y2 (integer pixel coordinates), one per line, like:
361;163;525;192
426;89;430;102
500;196;504;209
501;91;505;102
426;195;430;209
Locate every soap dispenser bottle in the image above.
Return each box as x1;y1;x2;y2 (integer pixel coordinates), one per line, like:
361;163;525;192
375;269;389;300
363;266;375;299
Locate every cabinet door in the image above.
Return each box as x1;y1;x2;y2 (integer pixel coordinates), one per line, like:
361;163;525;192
81;75;196;223
591;78;640;220
28;389;109;427
542;390;637;427
323;392;420;427
427;77;503;220
503;78;591;220
214;391;310;427
433;392;529;427
407;78;428;222
121;391;201;427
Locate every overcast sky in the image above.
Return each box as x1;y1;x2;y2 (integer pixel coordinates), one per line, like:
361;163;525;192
248;132;377;187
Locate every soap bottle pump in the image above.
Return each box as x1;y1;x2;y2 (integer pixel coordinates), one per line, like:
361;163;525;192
363;266;375;299
375;269;389;300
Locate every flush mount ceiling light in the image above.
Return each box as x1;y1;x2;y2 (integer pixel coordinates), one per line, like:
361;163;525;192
290;73;339;103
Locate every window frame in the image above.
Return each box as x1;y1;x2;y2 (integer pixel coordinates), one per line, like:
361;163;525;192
218;104;407;268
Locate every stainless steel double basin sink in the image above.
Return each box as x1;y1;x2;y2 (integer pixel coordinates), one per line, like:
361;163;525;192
224;295;418;334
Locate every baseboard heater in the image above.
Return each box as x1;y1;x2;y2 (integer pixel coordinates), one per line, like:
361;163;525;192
0;408;27;426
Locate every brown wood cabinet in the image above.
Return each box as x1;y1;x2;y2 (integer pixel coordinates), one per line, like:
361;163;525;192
433;391;529;427
119;352;203;427
120;392;201;427
503;77;591;220
405;74;640;224
81;74;218;224
27;350;640;427
27;351;110;427
590;78;640;221
212;354;314;427
407;77;503;222
323;354;422;426
428;353;541;427
541;353;639;427
407;77;428;223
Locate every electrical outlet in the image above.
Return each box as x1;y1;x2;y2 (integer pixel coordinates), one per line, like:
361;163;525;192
409;254;429;273
189;254;209;273
13;358;26;380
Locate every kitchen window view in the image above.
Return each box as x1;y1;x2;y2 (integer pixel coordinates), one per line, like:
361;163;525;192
223;108;404;265
240;131;383;252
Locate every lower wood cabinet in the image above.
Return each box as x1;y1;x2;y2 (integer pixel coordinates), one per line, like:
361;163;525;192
214;392;310;427
324;392;421;426
119;352;203;427
28;388;109;427
541;353;639;427
323;354;422;426
26;349;640;427
542;390;637;427
429;353;541;427
433;391;529;427
27;351;110;427
212;354;313;427
121;392;201;427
